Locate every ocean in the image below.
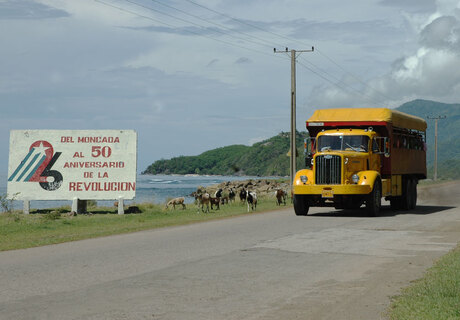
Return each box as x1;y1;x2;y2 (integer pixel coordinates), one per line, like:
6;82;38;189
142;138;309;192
0;174;273;211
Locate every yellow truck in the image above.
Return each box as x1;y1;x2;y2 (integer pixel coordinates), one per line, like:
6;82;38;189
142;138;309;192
293;108;427;216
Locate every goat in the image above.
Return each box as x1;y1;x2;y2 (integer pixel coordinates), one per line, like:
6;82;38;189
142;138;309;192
239;188;247;203
229;188;236;203
275;189;287;206
165;197;186;210
197;193;210;213
215;188;229;205
210;196;221;210
246;190;257;212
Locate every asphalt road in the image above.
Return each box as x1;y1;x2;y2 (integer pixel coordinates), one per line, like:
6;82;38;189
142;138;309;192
1;182;459;320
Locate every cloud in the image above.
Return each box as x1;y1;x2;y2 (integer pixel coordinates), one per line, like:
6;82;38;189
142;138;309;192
125;25;223;37
309;0;460;108
288;19;402;45
0;0;69;20
420;15;460;49
207;59;219;67
235;57;251;64
379;0;436;13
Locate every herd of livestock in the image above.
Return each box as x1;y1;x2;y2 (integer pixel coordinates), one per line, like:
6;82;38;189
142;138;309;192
165;187;288;213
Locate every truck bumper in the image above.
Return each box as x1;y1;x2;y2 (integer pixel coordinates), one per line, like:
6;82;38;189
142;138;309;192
293;184;372;196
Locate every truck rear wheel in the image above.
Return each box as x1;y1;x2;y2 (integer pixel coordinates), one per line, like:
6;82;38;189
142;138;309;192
293;195;310;216
409;179;417;209
366;181;381;217
402;178;416;210
390;197;402;210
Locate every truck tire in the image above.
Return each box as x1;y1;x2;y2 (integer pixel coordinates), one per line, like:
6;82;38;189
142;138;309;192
293;195;309;216
409;179;417;210
390;197;402;210
402;178;413;210
366;181;381;217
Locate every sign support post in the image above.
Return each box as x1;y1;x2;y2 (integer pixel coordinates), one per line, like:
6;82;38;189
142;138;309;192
23;200;30;215
118;196;124;215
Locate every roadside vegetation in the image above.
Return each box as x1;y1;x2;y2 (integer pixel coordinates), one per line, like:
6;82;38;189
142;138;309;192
389;244;460;319
0;196;290;251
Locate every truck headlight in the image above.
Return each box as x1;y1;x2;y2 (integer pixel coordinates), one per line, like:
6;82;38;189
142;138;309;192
300;175;308;183
352;174;359;184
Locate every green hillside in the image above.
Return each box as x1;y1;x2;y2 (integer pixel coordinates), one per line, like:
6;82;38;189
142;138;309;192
142;132;309;176
143;99;460;179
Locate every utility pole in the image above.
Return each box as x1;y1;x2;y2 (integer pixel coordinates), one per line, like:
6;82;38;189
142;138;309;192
427;115;446;181
274;47;314;184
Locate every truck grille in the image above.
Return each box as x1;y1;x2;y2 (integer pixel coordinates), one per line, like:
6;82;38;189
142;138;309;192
315;155;341;185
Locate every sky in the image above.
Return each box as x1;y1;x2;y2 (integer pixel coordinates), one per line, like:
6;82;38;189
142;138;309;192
1;0;460;173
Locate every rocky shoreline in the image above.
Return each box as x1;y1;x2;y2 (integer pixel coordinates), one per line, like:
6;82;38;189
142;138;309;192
194;178;291;198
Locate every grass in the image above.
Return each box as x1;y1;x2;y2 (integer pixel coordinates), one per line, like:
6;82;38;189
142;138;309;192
389;244;460;319
0;197;290;251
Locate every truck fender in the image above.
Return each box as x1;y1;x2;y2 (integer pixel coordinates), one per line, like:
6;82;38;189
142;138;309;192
356;171;381;191
294;169;314;186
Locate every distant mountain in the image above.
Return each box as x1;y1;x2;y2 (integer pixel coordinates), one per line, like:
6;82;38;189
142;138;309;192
143;99;460;179
142;132;308;176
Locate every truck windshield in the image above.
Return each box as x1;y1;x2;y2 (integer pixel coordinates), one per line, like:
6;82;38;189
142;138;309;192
317;135;369;152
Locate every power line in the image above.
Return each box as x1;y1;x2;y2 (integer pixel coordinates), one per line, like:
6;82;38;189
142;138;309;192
94;0;288;60
183;0;391;103
123;0;271;49
183;0;288;48
145;0;281;49
296;59;381;105
298;55;378;104
314;49;393;102
96;0;383;105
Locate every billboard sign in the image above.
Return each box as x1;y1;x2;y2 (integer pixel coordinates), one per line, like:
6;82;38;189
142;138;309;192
7;130;137;200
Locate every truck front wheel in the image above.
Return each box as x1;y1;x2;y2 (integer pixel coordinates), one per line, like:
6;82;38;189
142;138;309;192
294;195;310;216
366;181;381;217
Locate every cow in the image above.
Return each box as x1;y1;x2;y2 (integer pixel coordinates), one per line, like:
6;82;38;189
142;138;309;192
165;197;186;210
275;189;287;206
247;190;257;212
